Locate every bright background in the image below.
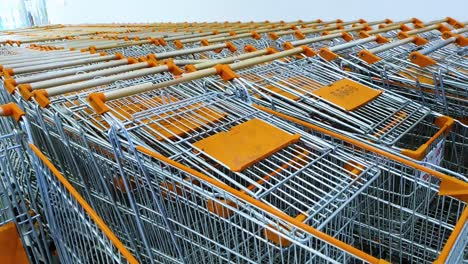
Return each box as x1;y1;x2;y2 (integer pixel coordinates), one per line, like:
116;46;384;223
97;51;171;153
45;0;466;24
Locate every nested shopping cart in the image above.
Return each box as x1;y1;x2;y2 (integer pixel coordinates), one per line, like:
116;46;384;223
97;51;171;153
353;27;467;120
348;33;468;175
243;39;467;176
84;72;468;263
2;40;243;105
171;28;270;53
226;54;458;169
2;20;467;264
29;143;140;264
14;51;383;262
317;22;456;69
96;90;384;263
9;59;210;262
0;103;139;263
0;103;53;263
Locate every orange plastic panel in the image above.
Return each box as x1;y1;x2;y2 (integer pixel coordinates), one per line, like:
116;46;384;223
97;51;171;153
312;79;382;111
0;222;28;264
194;118;301;172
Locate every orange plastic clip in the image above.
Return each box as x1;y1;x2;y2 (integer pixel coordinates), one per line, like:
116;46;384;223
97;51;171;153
294;30;305;40
115;52;125;60
251;31;261;40
225;42;237;52
174;40;184;49
214;64;239;82
165;59;184;75
397;31;410;40
446;17;465;29
268;32;279;40
358;31;371;39
409;51;437;68
0;103;25;122
300;45;316;57
201;39;210;46
412;36;429;46
3;78;17;94
375;35;389;44
147;54;158;61
87;92;109;114
266;47;278;54
400;24;411;31
341;32;353;42
282;42;295;50
319;48;339;61
358;50;381;64
244;45;257;52
33;90;50;108
184;64;197;72
412;18;423;24
18;84;33;100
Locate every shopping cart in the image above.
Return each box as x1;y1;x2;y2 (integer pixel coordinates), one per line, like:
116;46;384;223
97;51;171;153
29;143;140;263
353;28;467;120
11;62;201;262
258;37;467;176
318;23;456;71
1;101;139;263
84;74;468;263
231;55;455;166
173;30;270;52
10;51;381;263
2;101;185;263
3;20;467;264
0;103;53;263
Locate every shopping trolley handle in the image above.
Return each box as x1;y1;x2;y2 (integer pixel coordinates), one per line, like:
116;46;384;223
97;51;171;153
319;35;389;61
408;35;459;68
397;23;451;40
358;36;429;64
0;103;25;122
88;46;316;114
446;17;465;29
400;115;454;160
441;31;468;47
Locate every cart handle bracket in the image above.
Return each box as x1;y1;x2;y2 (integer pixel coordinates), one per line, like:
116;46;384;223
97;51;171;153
0;103;24;122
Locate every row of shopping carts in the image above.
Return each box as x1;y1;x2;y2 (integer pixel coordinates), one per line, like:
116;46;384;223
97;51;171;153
0;17;467;263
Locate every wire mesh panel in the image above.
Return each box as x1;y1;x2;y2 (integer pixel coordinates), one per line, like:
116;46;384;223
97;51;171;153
1;19;467;264
97;90;467;263
0;105;53;264
29;144;139;264
223;57;459;176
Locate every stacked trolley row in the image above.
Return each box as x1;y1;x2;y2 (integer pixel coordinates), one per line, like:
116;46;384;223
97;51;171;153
318;22;468;175
35;46;468;263
87;67;468;263
0;19;467;263
11;63;468;262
